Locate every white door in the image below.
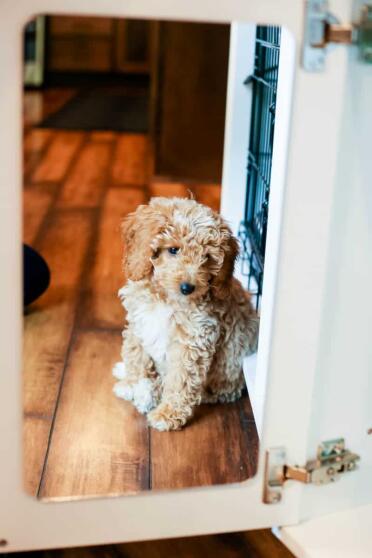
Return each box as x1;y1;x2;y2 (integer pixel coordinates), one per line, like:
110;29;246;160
222;0;372;522
291;0;372;522
0;0;369;553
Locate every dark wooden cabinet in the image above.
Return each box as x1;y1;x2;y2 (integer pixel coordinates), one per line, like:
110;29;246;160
47;16;152;74
152;22;230;182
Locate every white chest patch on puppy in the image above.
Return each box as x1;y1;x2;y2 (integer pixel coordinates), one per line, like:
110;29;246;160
132;300;173;366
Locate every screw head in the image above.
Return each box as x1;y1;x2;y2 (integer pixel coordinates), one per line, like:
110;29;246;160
270;492;281;503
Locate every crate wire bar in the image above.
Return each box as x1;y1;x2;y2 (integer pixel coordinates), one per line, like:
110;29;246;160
239;26;281;310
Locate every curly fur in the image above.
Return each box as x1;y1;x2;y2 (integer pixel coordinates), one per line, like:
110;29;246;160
113;197;259;431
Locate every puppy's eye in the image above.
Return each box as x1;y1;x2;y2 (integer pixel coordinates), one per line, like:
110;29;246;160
168;247;180;255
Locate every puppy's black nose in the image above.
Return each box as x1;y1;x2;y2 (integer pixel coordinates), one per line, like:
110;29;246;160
180;282;195;295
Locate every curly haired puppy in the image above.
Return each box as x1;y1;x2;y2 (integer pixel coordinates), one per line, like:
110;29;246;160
113;197;259;431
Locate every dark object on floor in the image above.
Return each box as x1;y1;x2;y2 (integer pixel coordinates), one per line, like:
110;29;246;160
24;244;50;306
38;87;149;132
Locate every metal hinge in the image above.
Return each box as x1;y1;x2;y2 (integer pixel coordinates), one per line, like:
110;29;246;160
303;1;372;71
263;438;360;504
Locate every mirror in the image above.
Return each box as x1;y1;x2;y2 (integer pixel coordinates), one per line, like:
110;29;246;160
23;15;289;500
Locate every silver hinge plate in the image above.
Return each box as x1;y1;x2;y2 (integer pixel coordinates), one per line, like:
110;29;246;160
263;438;360;504
303;1;372;71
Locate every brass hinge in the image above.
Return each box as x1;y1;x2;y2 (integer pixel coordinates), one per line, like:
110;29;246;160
303;1;372;71
263;438;360;504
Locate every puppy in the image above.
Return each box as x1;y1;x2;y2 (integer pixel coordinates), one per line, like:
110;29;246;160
113;197;259;431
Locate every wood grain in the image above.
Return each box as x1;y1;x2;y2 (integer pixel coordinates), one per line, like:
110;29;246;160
57;142;112;208
23;417;52;496
23;210;93;494
89;131;116;143
22;88;260;502
15;530;294;558
39;331;149;499
149;180;190;198
192;183;221;212
31;132;84;183
118;529;294;558
112;134;149;185
23;210;93;415
23;187;53;245
24;129;53;154
24;130;53;179
79;187;146;329
154;22;229;182
151;396;258;489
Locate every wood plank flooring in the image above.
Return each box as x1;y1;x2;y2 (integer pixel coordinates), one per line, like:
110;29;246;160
12;529;294;558
23;88;259;501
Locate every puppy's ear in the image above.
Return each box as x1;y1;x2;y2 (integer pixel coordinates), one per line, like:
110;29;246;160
121;205;166;281
211;226;239;300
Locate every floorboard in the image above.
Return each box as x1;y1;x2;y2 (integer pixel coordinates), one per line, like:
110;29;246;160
111;134;149;185
57;141;112;208
31;131;84;183
23;211;93;492
11;529;294;558
151;396;258;489
39;331;150;499
23;187;54;245
149;180;190;198
78;187;146;330
23;88;259;502
23;417;53;496
24;129;53;154
192;183;221;212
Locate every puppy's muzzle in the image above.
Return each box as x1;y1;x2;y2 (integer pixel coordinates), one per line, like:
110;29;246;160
180;282;195;296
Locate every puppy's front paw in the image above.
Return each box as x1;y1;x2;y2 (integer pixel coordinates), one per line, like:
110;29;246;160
147;404;186;431
112;361;127;380
113;380;134;401
132;378;156;414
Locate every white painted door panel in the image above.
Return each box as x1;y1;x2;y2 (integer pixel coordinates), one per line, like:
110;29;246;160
298;0;372;521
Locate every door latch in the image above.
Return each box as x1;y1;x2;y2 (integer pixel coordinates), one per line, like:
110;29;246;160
303;1;372;71
263;438;360;504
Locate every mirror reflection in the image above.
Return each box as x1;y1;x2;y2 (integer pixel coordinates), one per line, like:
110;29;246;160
23;16;284;500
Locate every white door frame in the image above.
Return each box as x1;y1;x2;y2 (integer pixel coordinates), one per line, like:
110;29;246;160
0;0;355;552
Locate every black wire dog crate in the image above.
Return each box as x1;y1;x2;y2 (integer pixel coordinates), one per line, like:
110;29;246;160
239;25;281;310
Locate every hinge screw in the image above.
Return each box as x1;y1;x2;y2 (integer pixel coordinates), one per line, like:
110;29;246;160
0;540;8;547
270;493;281;503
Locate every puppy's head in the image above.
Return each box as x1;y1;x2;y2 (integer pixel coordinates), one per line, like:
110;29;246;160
122;197;238;301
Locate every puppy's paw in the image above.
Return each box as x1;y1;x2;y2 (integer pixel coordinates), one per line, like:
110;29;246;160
112;361;127;380
113;380;134;401
132;378;156;414
147;404;186;431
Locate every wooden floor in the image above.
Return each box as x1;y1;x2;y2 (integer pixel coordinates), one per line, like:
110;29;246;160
12;529;294;558
23;88;259;500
